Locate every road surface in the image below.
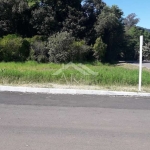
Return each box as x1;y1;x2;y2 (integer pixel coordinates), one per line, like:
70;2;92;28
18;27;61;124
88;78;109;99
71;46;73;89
0;92;150;150
142;62;150;69
129;61;150;69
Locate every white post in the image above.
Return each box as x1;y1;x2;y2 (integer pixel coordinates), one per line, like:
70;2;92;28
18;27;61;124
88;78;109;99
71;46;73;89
139;35;143;92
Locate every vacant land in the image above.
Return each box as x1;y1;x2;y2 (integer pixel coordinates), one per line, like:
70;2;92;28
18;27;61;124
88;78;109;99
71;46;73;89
0;61;150;92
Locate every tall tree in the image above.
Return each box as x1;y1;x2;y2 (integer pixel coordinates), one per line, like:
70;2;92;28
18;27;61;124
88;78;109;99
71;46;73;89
30;5;57;35
62;6;87;39
0;0;33;37
123;26;150;60
30;0;82;35
123;13;139;31
95;5;125;62
82;0;106;44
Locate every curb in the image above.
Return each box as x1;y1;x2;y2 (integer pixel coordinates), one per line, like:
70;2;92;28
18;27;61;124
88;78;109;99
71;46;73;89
0;86;150;97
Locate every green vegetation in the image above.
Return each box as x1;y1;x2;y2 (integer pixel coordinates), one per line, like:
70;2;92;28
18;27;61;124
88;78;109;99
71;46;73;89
0;0;150;91
93;37;107;61
0;61;150;87
0;0;150;63
0;35;30;62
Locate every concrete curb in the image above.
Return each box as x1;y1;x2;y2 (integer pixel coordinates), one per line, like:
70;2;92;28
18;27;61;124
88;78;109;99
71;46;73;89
0;85;150;97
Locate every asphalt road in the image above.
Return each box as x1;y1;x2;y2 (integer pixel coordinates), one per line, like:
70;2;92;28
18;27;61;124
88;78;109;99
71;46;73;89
130;61;150;69
0;92;150;150
142;62;150;69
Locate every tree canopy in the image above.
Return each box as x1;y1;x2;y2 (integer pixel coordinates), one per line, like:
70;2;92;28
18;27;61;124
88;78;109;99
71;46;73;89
0;0;150;62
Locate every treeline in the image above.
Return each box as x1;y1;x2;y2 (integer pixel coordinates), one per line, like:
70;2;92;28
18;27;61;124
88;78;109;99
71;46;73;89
0;0;150;63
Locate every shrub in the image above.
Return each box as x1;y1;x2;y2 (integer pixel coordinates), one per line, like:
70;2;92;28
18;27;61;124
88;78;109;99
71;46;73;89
0;38;3;61
47;31;91;63
0;34;30;62
69;40;92;62
93;37;107;61
47;31;74;63
25;35;47;44
29;41;49;63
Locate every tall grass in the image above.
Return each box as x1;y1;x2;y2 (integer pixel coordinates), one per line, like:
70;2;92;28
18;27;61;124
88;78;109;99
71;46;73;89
0;61;150;86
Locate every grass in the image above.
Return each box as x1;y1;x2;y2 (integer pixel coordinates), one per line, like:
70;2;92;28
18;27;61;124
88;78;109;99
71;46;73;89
0;61;150;91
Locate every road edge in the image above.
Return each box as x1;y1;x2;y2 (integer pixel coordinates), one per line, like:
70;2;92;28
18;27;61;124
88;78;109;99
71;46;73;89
0;85;150;97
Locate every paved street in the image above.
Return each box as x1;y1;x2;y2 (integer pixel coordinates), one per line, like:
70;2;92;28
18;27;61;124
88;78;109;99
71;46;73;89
129;61;150;69
0;92;150;150
142;62;150;69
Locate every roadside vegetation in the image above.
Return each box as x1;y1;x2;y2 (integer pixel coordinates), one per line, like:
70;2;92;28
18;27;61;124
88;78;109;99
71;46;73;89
0;0;150;91
0;0;150;63
0;61;150;88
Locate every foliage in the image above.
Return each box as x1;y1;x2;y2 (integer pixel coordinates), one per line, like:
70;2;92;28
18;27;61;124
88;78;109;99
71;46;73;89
93;37;107;61
27;0;40;6
62;6;87;39
47;32;91;63
95;5;125;62
0;0;32;37
143;42;150;60
82;0;106;44
27;35;48;63
47;31;74;63
123;26;150;60
123;13;139;31
30;5;57;35
0;34;30;61
29;41;48;63
25;35;46;44
70;40;92;62
0;0;150;63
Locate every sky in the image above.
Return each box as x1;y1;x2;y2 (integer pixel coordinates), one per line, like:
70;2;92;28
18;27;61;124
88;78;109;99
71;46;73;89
104;0;150;29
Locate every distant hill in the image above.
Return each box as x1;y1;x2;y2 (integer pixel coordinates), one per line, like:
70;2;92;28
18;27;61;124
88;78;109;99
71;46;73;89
137;26;150;33
145;28;150;33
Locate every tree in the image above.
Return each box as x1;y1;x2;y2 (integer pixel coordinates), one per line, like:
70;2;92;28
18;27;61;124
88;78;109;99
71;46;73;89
62;6;87;39
0;0;14;36
0;0;33;37
93;37;107;61
82;0;106;16
125;26;142;55
12;0;33;37
82;0;106;44
123;13;139;31
30;0;83;35
123;26;150;61
30;6;57;35
95;5;125;62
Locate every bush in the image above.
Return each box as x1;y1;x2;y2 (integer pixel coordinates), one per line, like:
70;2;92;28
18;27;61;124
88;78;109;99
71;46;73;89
47;31;75;63
0;33;92;63
25;35;47;44
47;31;92;63
29;40;49;63
0;39;3;61
0;34;30;62
93;37;107;61
69;40;91;62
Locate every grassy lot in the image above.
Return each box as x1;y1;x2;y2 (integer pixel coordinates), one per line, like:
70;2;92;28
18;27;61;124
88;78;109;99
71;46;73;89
0;61;150;91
